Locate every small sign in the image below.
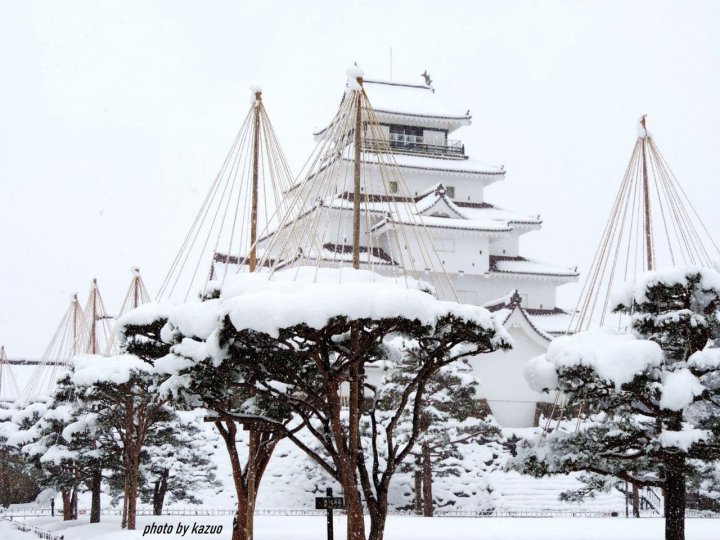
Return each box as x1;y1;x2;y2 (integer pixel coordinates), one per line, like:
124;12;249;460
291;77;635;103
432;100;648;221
315;496;345;510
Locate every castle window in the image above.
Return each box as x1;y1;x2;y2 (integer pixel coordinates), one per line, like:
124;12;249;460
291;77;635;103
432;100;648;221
390;125;423;145
389;181;398;194
446;186;455;198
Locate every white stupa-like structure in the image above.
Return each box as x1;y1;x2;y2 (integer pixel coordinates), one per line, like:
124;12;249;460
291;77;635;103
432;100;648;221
218;75;579;427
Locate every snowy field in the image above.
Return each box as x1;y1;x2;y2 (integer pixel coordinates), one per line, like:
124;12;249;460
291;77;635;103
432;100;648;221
3;515;720;540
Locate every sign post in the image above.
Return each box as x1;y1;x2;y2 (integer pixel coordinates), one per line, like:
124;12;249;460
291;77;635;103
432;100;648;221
315;488;345;540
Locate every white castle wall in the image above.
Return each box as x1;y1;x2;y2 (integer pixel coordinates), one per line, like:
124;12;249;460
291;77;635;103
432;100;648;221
470;313;555;427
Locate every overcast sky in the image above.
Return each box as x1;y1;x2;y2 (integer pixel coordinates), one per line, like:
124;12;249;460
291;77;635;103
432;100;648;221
1;1;718;358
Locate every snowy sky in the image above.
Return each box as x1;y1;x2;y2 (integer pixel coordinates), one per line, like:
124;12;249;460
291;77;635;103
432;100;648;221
1;1;719;358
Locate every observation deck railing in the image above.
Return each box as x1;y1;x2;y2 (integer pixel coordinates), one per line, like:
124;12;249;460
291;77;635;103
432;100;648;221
363;136;466;159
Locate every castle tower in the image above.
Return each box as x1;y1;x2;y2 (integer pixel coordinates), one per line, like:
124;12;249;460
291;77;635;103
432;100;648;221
246;75;579;426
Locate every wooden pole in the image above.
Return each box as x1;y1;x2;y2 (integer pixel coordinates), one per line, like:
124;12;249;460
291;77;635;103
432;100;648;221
249;91;262;273
348;76;365;540
640;115;654;271
133;268;141;309
352;78;363;270
72;295;79;356
326;487;335;540
246;92;263;539
91;279;98;355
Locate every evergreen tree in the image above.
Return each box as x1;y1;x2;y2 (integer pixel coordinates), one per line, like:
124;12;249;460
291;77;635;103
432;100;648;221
67;354;184;530
138;411;221;515
515;267;720;540
2;395;97;520
379;354;500;515
120;301;289;540
0;405;45;508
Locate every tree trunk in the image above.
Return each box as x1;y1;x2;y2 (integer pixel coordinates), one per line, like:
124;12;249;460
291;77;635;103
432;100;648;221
71;487;78;520
346;334;365;540
632;482;640;518
368;504;387;540
89;468;101;523
121;474;129;528
127;460;139;530
61;490;73;521
153;469;169;515
413;457;422;515
343;486;366;540
664;461;686;540
422;441;433;517
217;420;248;540
246;431;259;540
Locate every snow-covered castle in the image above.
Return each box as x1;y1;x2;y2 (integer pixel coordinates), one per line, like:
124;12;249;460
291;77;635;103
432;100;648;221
356;78;578;426
250;76;579;427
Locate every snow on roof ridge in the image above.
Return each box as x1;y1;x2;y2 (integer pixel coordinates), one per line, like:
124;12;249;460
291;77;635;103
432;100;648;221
489;255;579;278
339;151;505;175
456;201;540;225
413;183;468;218
483;289;520;311
363;78;432;90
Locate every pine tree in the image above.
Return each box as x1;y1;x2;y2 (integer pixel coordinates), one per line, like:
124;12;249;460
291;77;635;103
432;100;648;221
121;305;289;540
379;354;500;515
120;271;511;540
2;393;99;521
0;405;46;507
67;354;178;530
138;411;221;515
516;267;720;540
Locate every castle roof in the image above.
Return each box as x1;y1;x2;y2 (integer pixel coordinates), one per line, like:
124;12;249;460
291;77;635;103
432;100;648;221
484;290;575;340
364;184;540;237
314;78;472;138
362;79;471;122
489;255;579;280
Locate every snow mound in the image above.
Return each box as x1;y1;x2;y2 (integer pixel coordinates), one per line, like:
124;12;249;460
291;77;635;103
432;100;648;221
71;354;152;386
525;328;663;392
159;267;508;342
612;265;720;308
659;369;704;411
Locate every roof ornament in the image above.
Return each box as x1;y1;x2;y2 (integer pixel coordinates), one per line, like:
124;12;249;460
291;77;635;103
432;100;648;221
421;69;433;88
509;289;523;307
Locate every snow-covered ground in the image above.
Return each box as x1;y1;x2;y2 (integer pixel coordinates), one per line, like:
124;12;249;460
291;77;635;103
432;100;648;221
5;515;720;540
13;421;629;515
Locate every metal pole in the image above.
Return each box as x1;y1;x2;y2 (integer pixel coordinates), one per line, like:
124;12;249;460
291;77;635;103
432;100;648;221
326;487;334;540
249;91;261;273
352;79;363;270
